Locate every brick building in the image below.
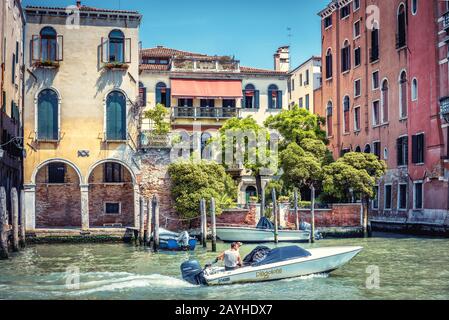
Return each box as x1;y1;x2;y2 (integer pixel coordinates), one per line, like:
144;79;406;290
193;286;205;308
317;0;449;225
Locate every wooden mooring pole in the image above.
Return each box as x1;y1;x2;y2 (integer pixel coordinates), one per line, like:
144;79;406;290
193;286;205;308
310;186;316;244
152;195;160;252
11;188;19;252
200;198;207;248
139;196;145;245
272;188;278;244
294;189;299;231
260;190;265;218
19;189;26;248
210;197;217;253
145;198;152;246
0;187;9;259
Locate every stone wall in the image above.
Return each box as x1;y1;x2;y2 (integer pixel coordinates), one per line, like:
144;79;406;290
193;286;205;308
286;204;362;228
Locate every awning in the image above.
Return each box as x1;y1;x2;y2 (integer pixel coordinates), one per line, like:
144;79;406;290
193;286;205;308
171;79;243;99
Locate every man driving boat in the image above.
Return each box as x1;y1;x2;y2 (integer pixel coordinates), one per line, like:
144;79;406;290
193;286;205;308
215;242;243;271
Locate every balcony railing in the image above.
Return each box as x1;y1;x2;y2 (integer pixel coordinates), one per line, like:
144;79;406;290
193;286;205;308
444;11;449;30
172;107;240;120
369;47;379;63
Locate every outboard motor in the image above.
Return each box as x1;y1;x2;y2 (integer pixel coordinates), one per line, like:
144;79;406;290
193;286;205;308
180;260;207;285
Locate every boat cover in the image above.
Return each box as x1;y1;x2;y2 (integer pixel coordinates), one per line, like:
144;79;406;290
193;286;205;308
252;246;311;266
243;246;272;265
256;217;275;230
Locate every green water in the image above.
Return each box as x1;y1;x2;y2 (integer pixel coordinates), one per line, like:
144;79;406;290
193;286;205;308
0;233;448;300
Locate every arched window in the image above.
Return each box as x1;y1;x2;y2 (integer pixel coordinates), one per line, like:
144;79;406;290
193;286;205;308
381;80;389;123
106;91;127;141
326;101;333;136
245;186;258;204
411;0;418;15
412;78;418;101
109;29;125;63
243;84;259;109
325;48;333;79
370;22;379;62
37;89;59;141
397;4;407;48
156;82;171;107
355;146;362;153
201;132;212;160
399;71;408;118
268;84;282;109
364;144;371;154
341;40;351;72
40;27;57;62
343;96;350;133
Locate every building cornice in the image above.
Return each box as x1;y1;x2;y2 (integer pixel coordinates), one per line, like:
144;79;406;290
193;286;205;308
318;0;353;19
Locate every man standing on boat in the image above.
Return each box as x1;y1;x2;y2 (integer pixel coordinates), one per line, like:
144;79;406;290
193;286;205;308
215;242;243;271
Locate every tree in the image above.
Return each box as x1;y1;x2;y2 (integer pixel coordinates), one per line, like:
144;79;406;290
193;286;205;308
323;152;387;236
144;103;170;135
168;161;237;220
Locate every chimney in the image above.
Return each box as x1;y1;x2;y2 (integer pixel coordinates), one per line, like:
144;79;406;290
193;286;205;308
76;1;82;8
274;46;290;72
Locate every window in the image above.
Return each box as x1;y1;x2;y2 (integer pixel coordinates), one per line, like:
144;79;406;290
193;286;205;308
372;186;379;209
354;106;361;131
299;98;303;108
109;29;125;63
300;74;303;86
354;20;361;39
384;185;392;210
370;23;380;62
48;163;66;184
243;84;259;109
305;70;310;85
411;0;418;15
373;141;381;159
200;99;215;108
223;99;236;108
340;4;350;19
354;79;361;97
268;84;282;109
412;78;418;101
104;162;123;183
354;0;360;11
291;79;295;91
40;27;57;62
355;146;362;153
105;202;121;215
412;133;425;164
106;91;127;141
397;4;407;48
326;101;333;136
399;71;408;118
325;49;333;79
384;147;389;160
139;82;147;107
397;136;409;166
1;91;5;113
305;94;310;110
341;40;351;72
324;16;332;29
11;53;15;84
156;82;171;107
372;71;380;90
354;47;361;67
414;182;423;209
398;184;408;210
364;144;372;154
381;80;389;123
178;98;193;107
343;96;350;133
341;148;351;156
37;89;59;141
372;100;380;126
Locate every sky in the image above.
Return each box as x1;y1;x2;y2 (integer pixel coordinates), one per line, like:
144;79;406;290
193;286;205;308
21;0;329;70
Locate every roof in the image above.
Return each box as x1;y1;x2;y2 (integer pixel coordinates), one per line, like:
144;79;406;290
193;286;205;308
139;64;170;72
25;4;141;16
240;66;287;76
141;47;208;59
290;56;322;74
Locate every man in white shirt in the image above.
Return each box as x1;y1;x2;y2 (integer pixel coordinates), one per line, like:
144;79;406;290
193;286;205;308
215;242;243;271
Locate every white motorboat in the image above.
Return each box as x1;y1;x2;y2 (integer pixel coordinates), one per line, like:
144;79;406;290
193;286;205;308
181;245;363;286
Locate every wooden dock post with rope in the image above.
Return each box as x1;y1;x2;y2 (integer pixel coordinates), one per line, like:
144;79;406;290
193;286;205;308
152;195;160;252
145;198;152;246
210;197;217;253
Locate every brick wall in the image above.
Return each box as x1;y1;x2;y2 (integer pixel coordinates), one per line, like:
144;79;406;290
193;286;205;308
35;164;82;228
88;164;135;228
286;204;362;228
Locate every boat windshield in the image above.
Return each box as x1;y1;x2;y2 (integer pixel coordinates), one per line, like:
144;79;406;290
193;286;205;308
256;217;275;230
252;246;311;267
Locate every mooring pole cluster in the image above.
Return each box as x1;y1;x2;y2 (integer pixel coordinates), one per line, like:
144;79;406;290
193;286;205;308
199;198;217;253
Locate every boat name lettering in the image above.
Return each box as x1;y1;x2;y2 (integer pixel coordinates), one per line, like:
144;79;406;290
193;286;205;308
256;268;282;279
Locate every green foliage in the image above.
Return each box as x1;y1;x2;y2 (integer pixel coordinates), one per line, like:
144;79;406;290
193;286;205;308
168;161;237;219
144;104;170;135
322;152;387;201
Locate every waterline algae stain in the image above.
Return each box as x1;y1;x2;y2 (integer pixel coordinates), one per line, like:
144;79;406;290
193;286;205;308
1;233;449;300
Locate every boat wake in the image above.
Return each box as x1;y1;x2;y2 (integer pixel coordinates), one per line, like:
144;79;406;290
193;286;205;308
280;273;330;282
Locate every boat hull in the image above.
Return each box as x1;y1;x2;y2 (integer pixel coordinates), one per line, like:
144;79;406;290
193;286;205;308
216;227;310;243
204;246;363;286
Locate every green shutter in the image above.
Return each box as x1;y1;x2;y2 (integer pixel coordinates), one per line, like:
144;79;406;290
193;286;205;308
165;88;171;108
277;91;283;109
268;91;273;109
241;91;246;108
37;90;58;140
107;92;126;140
255;90;260;109
156;89;162;105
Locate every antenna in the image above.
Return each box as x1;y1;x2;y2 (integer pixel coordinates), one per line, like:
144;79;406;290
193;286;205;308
287;27;292;47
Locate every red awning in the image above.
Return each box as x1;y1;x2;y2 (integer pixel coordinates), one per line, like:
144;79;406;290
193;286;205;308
171;79;243;99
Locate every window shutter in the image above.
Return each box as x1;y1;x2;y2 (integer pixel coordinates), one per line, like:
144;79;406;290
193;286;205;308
56;35;63;61
125;38;131;64
101;37;109;63
397;138;402;166
277;91;282;109
418;134;424;163
31;35;40;62
156;88;162;106
165;88;171;108
268;91;273;109
412;135;418;164
255;90;260;108
241;91;245;108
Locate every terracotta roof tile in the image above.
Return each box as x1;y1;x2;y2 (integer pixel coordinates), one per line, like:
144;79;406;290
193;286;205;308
141;47;208;59
139;64;170;71
25;5;140;15
240;66;287;75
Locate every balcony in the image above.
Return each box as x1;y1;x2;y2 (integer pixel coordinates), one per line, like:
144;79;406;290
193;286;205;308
172;107;241;120
444;11;449;32
440;96;449;123
369;47;379;63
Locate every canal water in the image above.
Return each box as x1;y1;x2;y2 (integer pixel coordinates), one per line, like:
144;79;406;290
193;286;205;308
0;233;448;300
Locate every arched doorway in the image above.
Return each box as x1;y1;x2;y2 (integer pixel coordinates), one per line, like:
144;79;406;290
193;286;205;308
88;161;135;228
245;186;257;204
35;161;82;228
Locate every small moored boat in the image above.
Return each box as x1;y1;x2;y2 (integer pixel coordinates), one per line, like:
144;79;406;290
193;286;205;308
158;228;197;251
181;245;362;286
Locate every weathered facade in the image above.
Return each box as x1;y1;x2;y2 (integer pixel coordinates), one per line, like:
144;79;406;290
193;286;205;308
22;3;142;231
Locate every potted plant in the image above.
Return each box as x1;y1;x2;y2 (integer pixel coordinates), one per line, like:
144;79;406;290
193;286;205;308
104;62;129;70
35;60;60;68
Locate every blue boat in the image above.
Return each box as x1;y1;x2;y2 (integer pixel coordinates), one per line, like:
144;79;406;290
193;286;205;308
158;228;197;251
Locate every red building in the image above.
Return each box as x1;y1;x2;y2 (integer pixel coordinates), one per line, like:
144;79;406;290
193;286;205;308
318;0;448;226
